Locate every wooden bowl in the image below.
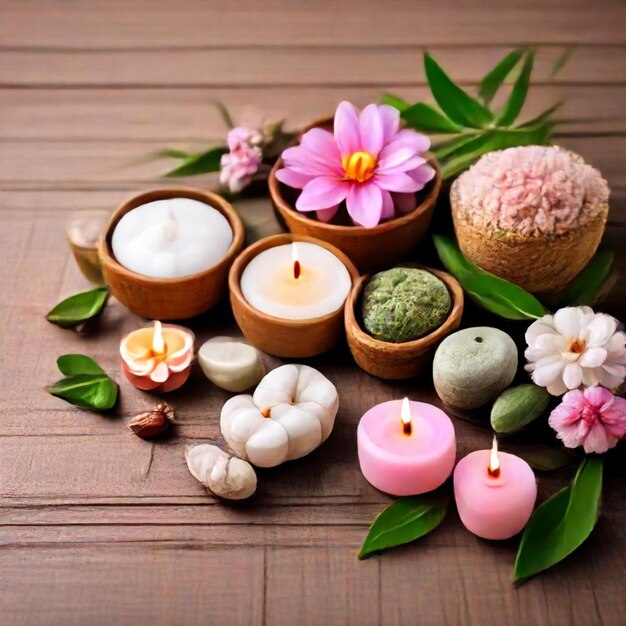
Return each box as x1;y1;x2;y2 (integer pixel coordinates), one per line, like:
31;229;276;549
345;265;464;380
268;118;442;272
229;233;359;358
100;188;245;320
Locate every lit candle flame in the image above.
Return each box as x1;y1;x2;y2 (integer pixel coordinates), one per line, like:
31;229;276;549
152;320;166;355
488;435;501;478
401;397;412;436
292;242;301;280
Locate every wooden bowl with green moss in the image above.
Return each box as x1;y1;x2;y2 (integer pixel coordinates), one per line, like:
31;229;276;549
344;265;464;380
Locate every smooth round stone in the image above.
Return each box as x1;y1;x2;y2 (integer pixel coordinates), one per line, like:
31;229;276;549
198;336;265;392
433;327;518;409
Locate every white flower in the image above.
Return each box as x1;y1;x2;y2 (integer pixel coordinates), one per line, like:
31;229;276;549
525;306;626;396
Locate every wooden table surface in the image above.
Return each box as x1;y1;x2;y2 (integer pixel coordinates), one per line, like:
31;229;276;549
1;1;625;624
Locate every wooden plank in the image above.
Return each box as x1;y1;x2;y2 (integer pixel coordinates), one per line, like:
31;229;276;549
0;545;265;626
0;5;624;47
1;45;624;87
1;85;624;142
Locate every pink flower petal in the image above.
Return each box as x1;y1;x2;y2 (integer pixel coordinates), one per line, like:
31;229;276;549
346;183;383;228
316;205;340;223
334;101;361;155
380;189;395;219
378;149;424;172
379;130;430;161
408;164;436;187
374;172;421;193
583;421;610;454
359;104;384;155
275;167;315;189
379;105;400;142
296;177;350;212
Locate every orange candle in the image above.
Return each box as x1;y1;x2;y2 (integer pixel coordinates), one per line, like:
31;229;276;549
120;321;194;392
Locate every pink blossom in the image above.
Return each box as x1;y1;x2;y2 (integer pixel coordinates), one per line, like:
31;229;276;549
220;126;263;193
276;101;435;227
548;386;626;454
454;146;609;237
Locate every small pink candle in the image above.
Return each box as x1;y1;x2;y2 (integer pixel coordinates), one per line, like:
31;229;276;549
454;438;537;540
357;398;456;496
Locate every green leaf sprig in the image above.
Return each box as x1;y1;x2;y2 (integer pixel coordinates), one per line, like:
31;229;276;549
433;234;546;320
46;354;118;411
46;287;109;329
359;491;449;559
514;456;603;584
558;249;615;307
383;48;563;179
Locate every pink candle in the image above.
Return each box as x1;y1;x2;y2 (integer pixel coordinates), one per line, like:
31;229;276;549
454;438;537;540
357;398;456;496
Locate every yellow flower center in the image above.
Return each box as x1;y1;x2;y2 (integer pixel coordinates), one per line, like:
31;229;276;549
563;337;586;363
342;151;376;183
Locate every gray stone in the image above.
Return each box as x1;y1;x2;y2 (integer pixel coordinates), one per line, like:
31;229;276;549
433;326;518;409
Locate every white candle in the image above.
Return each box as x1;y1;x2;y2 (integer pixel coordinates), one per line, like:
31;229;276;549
240;242;352;320
112;198;233;278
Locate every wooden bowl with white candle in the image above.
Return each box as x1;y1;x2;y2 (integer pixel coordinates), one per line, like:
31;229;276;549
100;188;245;320
229;234;359;358
345;265;464;380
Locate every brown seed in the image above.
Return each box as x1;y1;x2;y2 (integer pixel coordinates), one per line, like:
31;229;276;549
128;403;175;439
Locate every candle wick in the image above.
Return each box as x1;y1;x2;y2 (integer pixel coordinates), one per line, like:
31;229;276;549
293;260;301;280
487;466;501;478
402;421;412;436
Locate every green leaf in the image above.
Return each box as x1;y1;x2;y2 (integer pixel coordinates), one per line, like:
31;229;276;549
358;491;449;559
433;234;546;320
432;134;480;161
165;146;227;177
47;354;118;411
496;50;535;127
514;457;603;584
551;47;575;78
57;354;105;376
46;287;109;329
423;52;493;129
559;249;615;306
478;47;526;105
157;148;191;160
401;103;461;133
517;102;562;129
212;100;235;129
381;92;410;112
440;124;552;179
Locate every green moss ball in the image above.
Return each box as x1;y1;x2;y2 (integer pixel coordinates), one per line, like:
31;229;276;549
361;267;451;343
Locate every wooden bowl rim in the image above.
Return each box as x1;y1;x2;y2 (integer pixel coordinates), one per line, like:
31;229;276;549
268;115;442;235
345;264;465;353
229;233;360;328
99;187;246;285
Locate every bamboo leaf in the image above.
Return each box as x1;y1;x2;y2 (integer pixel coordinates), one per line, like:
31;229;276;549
433;234;546;320
165;146;227;177
46;287;109;329
157;148;191;160
381;92;410;112
514;457;603;584
212;100;235;129
497;50;535;127
401;102;462;133
559;249;615;306
57;354;105;376
423;53;493;128
551;47;575;78
432;134;480;161
478;48;526;105
359;491;449;559
517;102;563;129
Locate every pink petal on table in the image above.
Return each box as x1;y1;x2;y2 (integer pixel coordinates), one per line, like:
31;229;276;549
296;177;350;212
334;101;361;155
379;105;400;142
346;183;383;228
359;104;384;155
316;205;340;223
275;167;315;189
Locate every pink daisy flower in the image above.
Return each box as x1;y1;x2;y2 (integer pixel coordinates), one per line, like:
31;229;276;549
276;101;435;228
548;385;626;454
